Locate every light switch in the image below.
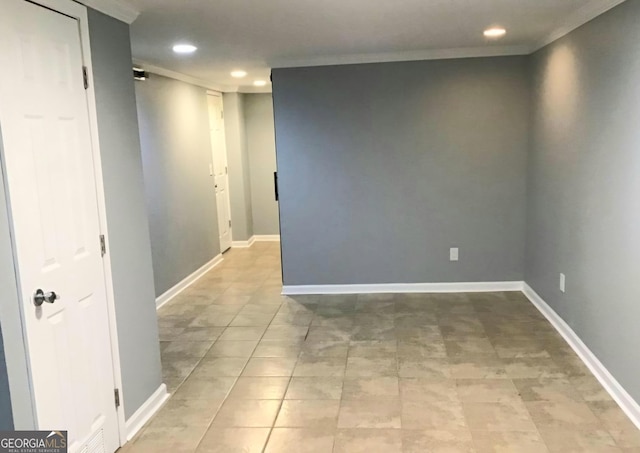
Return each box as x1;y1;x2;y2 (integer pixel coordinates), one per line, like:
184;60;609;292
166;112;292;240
450;247;459;262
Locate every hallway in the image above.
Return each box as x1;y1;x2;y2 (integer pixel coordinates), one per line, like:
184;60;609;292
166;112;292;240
123;243;639;452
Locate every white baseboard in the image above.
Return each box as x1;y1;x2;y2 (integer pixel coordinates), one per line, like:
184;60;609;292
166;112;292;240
232;236;256;248
124;383;169;441
522;283;640;431
253;234;280;242
282;281;524;295
155;254;223;309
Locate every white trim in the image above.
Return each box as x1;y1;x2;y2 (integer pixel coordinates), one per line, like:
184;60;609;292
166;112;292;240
253;234;281;242
283;281;524;295
75;0;140;24
533;0;628;51
124;384;169;441
74;0;129;443
270;45;531;69
156;255;224;309
133;60;236;93
522;283;640;431
232;236;256;248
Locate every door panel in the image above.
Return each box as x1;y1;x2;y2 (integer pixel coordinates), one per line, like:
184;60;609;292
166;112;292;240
0;1;119;451
208;94;232;252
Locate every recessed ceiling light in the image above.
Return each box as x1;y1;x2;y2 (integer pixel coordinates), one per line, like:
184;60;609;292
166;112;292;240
231;70;247;78
253;80;267;87
172;44;197;54
484;27;506;38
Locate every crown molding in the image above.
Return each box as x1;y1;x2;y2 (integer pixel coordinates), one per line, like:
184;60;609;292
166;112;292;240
75;0;140;24
132;60;237;92
238;85;273;94
270;45;531;69
534;0;628;51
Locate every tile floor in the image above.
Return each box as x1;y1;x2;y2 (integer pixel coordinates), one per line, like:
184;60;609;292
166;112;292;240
123;242;640;452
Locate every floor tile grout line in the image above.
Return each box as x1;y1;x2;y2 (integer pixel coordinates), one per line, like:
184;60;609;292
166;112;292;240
187;247;283;452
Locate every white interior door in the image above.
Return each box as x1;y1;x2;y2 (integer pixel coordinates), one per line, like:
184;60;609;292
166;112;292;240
0;1;119;452
208;94;232;252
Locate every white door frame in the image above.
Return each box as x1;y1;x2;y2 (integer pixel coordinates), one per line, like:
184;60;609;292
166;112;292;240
207;90;233;250
1;0;127;445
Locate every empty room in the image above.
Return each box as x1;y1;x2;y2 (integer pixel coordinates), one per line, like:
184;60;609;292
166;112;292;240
0;0;639;452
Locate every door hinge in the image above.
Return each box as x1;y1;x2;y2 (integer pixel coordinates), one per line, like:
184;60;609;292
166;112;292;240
82;66;89;90
225;166;228;174
100;234;106;257
228;219;231;227
221;110;224;119
114;388;120;408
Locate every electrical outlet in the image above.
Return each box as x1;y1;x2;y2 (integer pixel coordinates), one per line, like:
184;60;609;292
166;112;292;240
449;247;459;262
559;273;566;293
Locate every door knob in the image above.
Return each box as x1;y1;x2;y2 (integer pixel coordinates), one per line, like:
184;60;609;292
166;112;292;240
34;289;58;307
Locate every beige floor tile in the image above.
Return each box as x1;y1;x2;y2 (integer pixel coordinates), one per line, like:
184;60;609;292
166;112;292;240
402;429;475;453
211;399;281;428
538;428;619;452
146;398;223;428
589;401;640;448
502;358;567;379
206;340;258;358
252;340;302;357
130;426;206;452
399;378;458;403
348;340;397;358
456;379;520;403
179;327;225;341
334;429;402;453
275;399;340;428
285;377;344;400
189;357;248;378
525;401;601;430
172;376;236;400
491;336;551;359
463;401;537;431
227;377;290;399
162;340;214;358
398;358;450;378
300;341;350;358
264;428;335;453
338;397;401;429
445;337;497;358
196;427;270;453
513;378;583;402
397;341;447;359
147;247;625;453
471;430;549;453
342;377;399;399
241;357;297;376
218;326;267;341
293;355;347;377
402;400;467;430
345;356;397;377
570;375;611;402
449;357;508;379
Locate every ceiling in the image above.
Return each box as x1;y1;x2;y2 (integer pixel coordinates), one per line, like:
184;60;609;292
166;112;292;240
122;0;624;92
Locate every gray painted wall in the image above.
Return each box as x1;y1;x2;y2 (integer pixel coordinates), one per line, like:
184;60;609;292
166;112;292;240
136;74;221;296
223;93;254;241
0;326;13;430
526;0;640;403
245;94;280;236
272;58;529;285
88;9;163;419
